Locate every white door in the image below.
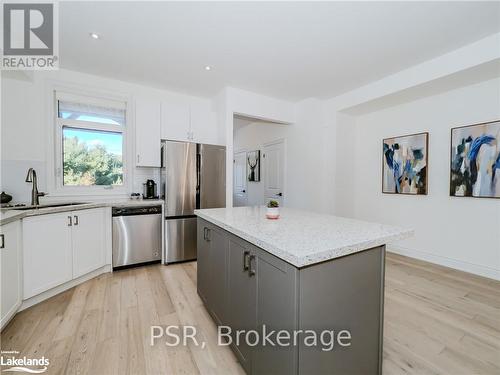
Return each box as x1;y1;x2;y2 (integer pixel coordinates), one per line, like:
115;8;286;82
161;100;191;141
233;151;248;207
23;213;73;299
263;140;285;206
72;208;106;278
1;221;22;329
135;97;161;167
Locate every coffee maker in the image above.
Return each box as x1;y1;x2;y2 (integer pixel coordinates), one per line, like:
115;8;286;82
143;179;158;199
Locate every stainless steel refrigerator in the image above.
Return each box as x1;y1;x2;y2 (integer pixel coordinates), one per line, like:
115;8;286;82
161;140;226;263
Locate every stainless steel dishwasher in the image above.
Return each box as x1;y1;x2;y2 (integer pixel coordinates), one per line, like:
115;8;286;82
112;205;162;268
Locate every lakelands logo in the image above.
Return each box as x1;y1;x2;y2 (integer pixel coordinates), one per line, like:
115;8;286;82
1;1;59;70
0;351;49;373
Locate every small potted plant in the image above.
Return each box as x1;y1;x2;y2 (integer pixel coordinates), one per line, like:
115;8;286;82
266;200;280;219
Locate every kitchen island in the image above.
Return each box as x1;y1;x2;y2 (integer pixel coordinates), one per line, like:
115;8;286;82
195;206;412;375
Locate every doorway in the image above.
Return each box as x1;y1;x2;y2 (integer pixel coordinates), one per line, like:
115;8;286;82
232;113;288;207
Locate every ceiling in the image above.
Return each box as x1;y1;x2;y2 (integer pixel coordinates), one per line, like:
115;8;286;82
60;2;500;101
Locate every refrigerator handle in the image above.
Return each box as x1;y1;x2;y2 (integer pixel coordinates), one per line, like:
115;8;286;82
196;153;201;191
160;142;165;168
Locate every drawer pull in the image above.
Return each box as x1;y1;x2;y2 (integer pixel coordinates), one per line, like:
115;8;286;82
248;254;256;276
243;250;250;271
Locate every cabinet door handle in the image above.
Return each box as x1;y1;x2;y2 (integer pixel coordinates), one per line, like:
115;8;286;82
74;215;79;226
68;216;72;226
243;250;250;271
206;228;211;242
203;227;207;240
0;234;4;249
248;254;256;276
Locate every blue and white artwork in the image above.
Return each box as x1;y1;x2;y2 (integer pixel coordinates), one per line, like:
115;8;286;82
450;120;500;198
383;132;428;195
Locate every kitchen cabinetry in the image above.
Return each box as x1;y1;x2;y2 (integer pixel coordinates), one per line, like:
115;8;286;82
23;212;73;299
23;208;106;299
1;221;22;330
197;222;228;325
72;208;106;278
226;236;256;374
135;97;161;167
161;100;190;142
161;101;219;144
197;219;297;375
190;105;218;144
197;217;384;375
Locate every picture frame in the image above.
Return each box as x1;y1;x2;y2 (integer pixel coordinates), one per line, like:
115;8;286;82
247;150;261;182
382;132;429;195
450;120;500;199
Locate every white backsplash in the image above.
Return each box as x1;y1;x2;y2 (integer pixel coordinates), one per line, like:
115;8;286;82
1;160;47;203
132;167;161;197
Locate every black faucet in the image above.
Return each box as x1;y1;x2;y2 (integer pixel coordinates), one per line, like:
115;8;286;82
25;168;46;206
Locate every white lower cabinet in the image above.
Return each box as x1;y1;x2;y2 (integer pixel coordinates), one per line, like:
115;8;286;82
23;208;106;299
72;209;105;278
1;220;22;330
23;212;73;299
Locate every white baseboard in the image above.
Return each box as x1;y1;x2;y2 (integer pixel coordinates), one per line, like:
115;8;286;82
20;265;112;311
388;245;500;281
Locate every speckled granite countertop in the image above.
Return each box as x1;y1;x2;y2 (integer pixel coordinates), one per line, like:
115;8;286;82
0;199;164;226
195;206;413;268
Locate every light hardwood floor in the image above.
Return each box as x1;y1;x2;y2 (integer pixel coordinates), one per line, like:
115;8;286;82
1;253;499;375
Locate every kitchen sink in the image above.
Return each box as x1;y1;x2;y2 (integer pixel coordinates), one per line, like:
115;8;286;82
9;202;90;210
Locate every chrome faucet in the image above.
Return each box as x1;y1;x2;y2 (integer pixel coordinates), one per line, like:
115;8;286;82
25;168;46;206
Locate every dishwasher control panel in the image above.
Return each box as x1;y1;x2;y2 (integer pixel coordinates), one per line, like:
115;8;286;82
112;205;162;216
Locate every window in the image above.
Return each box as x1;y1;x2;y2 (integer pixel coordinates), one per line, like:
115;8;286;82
55;93;127;192
62;127;123;186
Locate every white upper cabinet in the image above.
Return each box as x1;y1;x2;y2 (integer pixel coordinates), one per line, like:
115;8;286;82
190;104;219;145
161;100;191;142
161;99;220;145
135;97;161;167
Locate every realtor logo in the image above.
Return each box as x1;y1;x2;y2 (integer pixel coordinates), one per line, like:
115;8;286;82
1;2;59;69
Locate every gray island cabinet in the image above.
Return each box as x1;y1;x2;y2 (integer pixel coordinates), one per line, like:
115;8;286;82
195;207;412;375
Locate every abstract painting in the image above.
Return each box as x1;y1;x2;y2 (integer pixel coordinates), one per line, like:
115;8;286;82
450;120;500;198
383;132;428;195
247;150;261;182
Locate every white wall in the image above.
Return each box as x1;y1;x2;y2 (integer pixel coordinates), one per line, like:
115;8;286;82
1;69;216;203
335;77;500;279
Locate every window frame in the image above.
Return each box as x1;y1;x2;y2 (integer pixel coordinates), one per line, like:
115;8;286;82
49;86;131;197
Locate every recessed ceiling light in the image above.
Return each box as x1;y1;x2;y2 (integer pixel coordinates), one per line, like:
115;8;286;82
204;65;211;71
89;32;100;40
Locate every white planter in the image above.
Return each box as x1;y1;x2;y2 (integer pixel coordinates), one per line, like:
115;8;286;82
266;207;280;219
